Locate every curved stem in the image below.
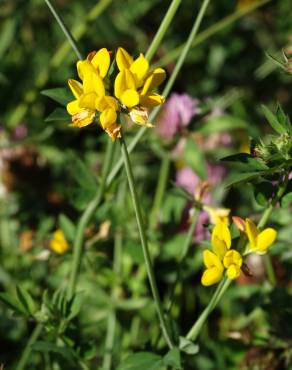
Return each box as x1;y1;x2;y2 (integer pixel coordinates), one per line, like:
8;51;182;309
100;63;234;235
145;0;182;61
106;0;211;186
120;135;174;349
16;322;43;370
44;0;83;59
186;278;230;341
67;139;114;300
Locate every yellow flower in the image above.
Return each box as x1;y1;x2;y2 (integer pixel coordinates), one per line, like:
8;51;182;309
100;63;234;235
223;250;242;279
201;250;224;286
201;221;243;286
66;48;121;138
50;229;69;254
114;47;166;123
245;218;277;254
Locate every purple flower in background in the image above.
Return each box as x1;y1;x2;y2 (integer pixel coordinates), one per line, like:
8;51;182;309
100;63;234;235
176;166;201;195
11;124;28;141
156;93;200;140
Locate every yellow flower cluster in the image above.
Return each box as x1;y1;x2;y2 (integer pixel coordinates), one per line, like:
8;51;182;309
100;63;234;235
201;218;277;286
50;229;69;254
66;47;166;140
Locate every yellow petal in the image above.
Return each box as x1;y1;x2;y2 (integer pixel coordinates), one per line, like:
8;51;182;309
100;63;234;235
68;79;83;99
116;47;133;71
139;93;165;108
96;96;119;112
120;89;139;108
77;60;96;81
67;100;81;115
130;53;149;87
203;250;223;270
90;48;110;78
141;67;166;95
79;92;97;110
201;267;223;286
50;230;69;254
114;70;136;99
245;218;258;249
71;109;95;127
223;250;242;268
83;72;105;96
211;221;231;253
212;236;228;260
256;228;277;254
100;108;117;129
129;106;151;126
226;265;241;280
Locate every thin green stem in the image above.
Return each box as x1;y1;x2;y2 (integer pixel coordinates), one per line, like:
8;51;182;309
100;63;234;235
167;211;199;312
145;0;182;61
16;323;43;370
120;135;174;349
44;0;83;59
107;0;210;186
186;278;230;341
149;156;170;230
67;139;114;300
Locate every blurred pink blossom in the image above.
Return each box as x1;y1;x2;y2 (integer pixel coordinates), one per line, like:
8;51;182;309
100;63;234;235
156;93;200;140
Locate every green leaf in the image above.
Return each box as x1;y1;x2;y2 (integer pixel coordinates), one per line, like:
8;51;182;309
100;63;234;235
117;352;164;370
163;348;182;369
225;171;264;188
41;88;72;106
67;292;84;321
59;214;76;242
179;336;199;355
184;138;207;179
261;105;286;134
32;341;77;365
281;192;292;208
0;292;27;315
221;153;268;171
45;108;69;122
16;286;37;316
197;114;247;135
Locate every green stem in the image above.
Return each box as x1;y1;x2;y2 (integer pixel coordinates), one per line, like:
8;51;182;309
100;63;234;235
186;278;230;341
67;139;114;300
167;210;199;312
120;135;174;349
102;184;125;370
44;0;83;59
145;0;182;61
16;323;43;370
155;0;272;68
106;0;211;186
149;156;170;230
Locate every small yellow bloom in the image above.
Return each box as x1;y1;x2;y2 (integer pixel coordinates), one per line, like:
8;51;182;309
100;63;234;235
201;250;224;286
50;229;69;254
245;218;277;254
114;47;166;123
201;222;243;286
223;250;242;279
